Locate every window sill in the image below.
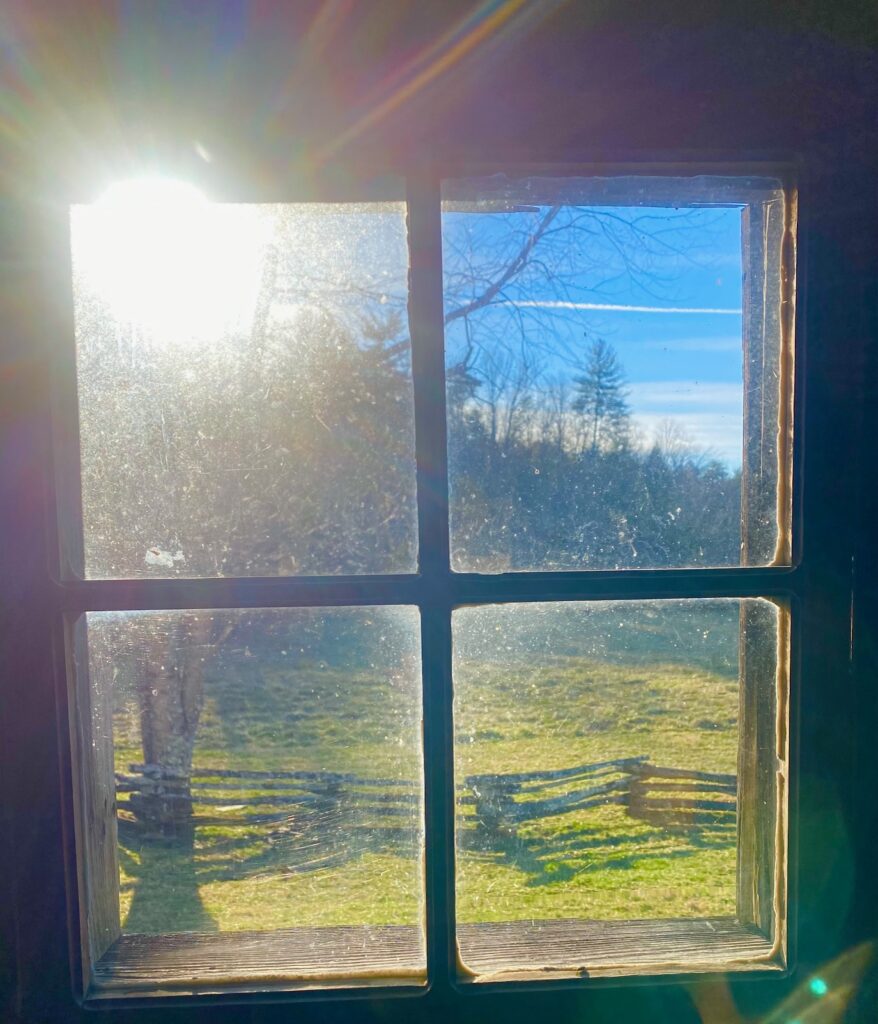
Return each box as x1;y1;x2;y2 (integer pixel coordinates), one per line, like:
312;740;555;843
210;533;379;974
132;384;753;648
86;917;782;1001
457;917;783;983
87;924;426;1000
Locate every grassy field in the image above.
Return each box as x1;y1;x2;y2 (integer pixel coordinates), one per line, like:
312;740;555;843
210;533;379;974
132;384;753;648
453;654;738;924
108;603;743;935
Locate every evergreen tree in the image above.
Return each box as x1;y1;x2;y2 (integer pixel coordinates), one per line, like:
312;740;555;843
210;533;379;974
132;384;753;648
573;337;631;452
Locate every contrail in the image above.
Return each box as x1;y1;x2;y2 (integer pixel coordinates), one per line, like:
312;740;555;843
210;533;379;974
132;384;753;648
507;300;742;315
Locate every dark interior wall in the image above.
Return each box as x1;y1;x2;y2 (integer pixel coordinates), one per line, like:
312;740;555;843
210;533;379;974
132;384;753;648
1;2;876;1022
1;2;876;190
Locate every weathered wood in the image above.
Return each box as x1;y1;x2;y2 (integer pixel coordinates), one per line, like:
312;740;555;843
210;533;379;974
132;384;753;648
139;792;334;808
118;756;741;847
632;764;736;786
629;797;734;813
740;194;787;566
737;598;781;938
630;810;737;830
459;916;782;979
521;775;631;810
182;766;410;786
496;795;629;824
113;778;141;792
636;781;736;794
467;755;647;788
736;191;791;945
124;777;352;793
117;763;421;847
446;175;786;211
465;756;741;833
128;764;190;780
86;917;780;998
516;763;635;794
69;615;121;973
89;923;426;997
477;777;631;825
628;767;736;828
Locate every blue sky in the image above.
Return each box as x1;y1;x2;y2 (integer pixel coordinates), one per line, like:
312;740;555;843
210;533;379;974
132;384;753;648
578;207;743;466
442;204;744;467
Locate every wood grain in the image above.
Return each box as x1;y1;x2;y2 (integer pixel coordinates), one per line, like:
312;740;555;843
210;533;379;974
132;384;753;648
737;599;780;938
738;195;790;942
69;615;121;974
459;916;781;981
87;917;781;999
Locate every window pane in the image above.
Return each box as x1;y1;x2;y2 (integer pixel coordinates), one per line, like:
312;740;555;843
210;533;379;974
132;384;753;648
452;598;786;979
442;175;792;571
70;194;416;578
74;607;425;993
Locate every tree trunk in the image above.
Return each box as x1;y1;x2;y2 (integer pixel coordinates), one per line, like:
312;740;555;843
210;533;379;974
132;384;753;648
131;615;211;838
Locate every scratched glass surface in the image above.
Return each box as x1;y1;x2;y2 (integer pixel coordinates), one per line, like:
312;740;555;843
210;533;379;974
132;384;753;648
452;599;780;959
70;194;416;578
442;175;790;572
80;606;424;966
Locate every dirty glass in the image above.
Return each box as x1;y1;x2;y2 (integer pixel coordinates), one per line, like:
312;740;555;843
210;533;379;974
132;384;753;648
70;192;416;578
77;606;425;979
452;598;783;977
442;175;791;572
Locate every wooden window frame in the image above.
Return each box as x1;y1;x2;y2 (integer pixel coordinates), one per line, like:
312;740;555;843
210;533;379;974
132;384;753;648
20;161;801;1009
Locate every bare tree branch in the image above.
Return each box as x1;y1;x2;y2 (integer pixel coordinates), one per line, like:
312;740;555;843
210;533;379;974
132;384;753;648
444;205;562;325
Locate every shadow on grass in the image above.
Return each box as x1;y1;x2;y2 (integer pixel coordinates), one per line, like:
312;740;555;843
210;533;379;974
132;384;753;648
198;823;420;883
458;816;737;887
119;805;735;920
118;821;218;933
118;813;420;905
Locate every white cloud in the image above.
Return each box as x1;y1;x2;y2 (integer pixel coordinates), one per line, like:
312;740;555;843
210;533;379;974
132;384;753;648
628;380;743;408
627;380;743;465
505;300;742;315
632;413;742;466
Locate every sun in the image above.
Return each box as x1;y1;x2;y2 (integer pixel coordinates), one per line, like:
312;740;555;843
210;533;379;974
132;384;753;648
71;178;271;347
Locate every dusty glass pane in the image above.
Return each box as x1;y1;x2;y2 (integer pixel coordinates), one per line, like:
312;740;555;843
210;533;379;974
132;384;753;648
452;598;784;977
70;190;416;578
77;607;425;980
442;175;791;571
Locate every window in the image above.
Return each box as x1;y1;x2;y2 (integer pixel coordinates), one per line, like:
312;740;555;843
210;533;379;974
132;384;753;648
57;168;795;1002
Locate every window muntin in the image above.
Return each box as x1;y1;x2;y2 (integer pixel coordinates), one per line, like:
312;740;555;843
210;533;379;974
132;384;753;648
60;169;795;1001
70;198;417;579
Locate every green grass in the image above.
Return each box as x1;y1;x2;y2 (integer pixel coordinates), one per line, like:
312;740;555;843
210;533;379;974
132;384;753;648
114;643;739;934
453;654;738;923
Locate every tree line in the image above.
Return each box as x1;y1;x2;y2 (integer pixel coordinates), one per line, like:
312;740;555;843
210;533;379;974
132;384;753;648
448;335;740;571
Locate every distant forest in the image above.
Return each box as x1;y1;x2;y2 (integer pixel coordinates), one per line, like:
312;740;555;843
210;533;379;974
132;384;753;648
447;334;741;572
77;300;741;577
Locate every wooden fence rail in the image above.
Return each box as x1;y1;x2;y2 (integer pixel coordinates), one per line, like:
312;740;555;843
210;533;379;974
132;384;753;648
116;756;738;839
627;762;736;827
117;764;419;833
465;757;648;829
